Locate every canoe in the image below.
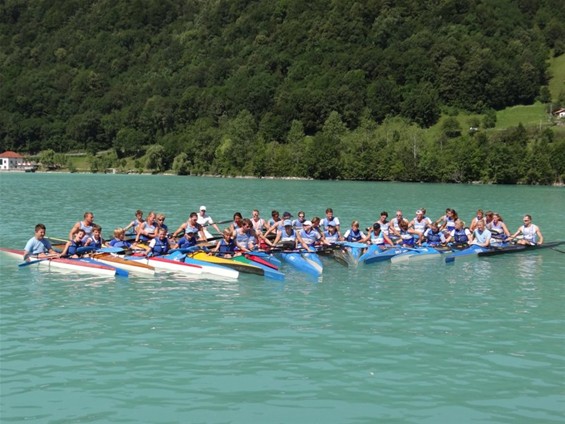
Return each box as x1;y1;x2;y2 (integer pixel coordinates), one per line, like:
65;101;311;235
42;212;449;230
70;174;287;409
477;241;565;257
189;251;265;276
245;253;279;270
233;256;285;281
444;245;489;263
165;252;239;279
358;244;380;262
280;252;322;278
1;248;118;277
390;246;443;264
125;255;203;275
363;247;410;264
332;248;355;267
251;251;282;268
93;253;156;275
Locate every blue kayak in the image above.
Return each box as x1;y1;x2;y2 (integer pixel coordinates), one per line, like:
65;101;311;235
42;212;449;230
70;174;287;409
390;246;443;263
79;257;129;277
444;245;489;263
281;252;322;278
363;247;411;264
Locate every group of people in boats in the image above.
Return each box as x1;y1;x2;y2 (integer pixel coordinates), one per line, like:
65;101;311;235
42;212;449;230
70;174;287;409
24;206;543;261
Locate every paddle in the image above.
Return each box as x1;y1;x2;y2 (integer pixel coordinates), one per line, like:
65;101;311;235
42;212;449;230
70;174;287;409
18;257;57;267
332;241;368;249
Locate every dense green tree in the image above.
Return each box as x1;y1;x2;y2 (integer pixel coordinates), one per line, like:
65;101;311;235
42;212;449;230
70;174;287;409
1;0;564;183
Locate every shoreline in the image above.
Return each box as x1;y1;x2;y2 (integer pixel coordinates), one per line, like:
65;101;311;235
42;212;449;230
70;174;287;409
5;169;564;186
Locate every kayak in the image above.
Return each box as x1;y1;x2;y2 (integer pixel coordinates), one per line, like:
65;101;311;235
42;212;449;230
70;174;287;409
332;248;357;267
1;248;119;277
477;241;565;257
126;255;203;275
93;253;156;275
444;245;489;263
233;256;285;281
280;252;322;278
390;246;443;264
245;253;279;270
189;251;265;276
251;252;282;268
363;247;410;264
78;257;129;277
165;251;239;279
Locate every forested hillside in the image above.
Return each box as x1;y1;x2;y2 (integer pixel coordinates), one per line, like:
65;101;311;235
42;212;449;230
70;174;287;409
1;0;565;183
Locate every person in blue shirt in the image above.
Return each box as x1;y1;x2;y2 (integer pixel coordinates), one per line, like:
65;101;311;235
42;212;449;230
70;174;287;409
23;223;59;261
60;229;86;258
145;228;173;257
108;227;132;250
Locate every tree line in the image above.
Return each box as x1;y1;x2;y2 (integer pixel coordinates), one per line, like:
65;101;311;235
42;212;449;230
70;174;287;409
1;0;565;183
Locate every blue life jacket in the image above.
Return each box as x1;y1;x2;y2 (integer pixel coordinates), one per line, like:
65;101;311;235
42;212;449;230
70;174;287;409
453;229;469;244
151;238;170;256
346;229;363;242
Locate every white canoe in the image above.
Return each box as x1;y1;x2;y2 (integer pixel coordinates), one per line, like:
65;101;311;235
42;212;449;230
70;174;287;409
1;248;117;277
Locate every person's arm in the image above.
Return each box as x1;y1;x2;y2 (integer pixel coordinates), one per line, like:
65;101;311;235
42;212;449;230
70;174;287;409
271;230;282;246
383;233;393;246
501;222;511;237
60;241;72;257
509;226;522;240
264;222;279;237
68;222;80;240
535;226;544;245
171;223;186;239
295;233;312;252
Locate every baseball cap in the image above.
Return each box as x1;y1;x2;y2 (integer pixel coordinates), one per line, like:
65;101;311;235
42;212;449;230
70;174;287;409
283;211;293;218
200;205;206;211
303;220;312;226
283;219;293;226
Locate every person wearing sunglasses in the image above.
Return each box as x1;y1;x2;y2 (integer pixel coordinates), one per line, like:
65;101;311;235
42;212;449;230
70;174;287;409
509;215;543;246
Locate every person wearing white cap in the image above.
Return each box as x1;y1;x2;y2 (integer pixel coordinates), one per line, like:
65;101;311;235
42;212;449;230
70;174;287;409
197;205;221;238
408;209;431;238
272;219;308;250
298;220;330;252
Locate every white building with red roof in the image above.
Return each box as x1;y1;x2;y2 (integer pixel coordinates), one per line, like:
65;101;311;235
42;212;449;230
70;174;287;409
0;151;36;172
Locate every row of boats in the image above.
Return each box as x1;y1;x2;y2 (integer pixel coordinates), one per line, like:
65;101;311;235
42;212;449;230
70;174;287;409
2;239;563;280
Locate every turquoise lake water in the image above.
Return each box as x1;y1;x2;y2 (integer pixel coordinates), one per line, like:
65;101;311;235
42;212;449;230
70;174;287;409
0;173;564;423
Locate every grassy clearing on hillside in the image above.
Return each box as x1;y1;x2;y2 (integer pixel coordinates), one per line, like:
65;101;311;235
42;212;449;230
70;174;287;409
548;54;565;100
495;102;552;129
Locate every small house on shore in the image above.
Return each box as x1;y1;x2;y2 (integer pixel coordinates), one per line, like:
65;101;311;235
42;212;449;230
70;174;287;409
0;151;37;172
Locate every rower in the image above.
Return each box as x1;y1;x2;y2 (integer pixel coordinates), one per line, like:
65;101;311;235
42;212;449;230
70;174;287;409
509;214;544;246
409;209;431;238
23;223;60;261
362;223;393;248
273;219;308;250
470;220;491;247
445;219;473;247
145;228;173;257
107;227;133;250
69;211;95;240
124;210;144;234
321;208;341;233
421;222;446;247
210;228;238;258
84;224;104;250
61;229;86;258
487;213;511;244
323;223;342;244
343;220;365;242
197;205;222;238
